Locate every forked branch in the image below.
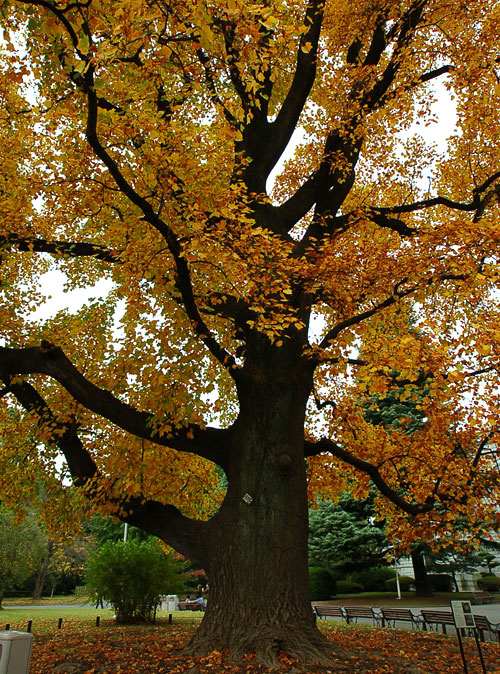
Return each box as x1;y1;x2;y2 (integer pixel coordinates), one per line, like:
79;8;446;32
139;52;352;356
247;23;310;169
2;374;209;565
304;436;435;516
0;343;230;467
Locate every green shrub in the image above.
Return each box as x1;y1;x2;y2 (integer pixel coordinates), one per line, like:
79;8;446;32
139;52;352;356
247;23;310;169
477;576;500;591
350;567;396;592
84;539;187;623
427;574;453;592
335;579;364;594
385;575;414;592
309;566;336;600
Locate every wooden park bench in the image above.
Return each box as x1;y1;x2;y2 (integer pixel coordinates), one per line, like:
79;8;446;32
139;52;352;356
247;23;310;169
313;605;345;621
177;601;204;611
470;614;500;642
420;609;456;634
344;606;381;625
472;591;495;605
379;607;422;630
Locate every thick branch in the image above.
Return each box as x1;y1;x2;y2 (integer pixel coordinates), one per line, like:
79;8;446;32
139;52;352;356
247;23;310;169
0;234;122;263
195;47;237;126
118;498;210;568
274;2;428;242
360;0;427;112
258;0;324;183
372;171;500;221
366;210;415;236
304;437;434;516
319;280;414;348
2;375;209;565
2;374;98;485
0;343;230;468
16;0;80;50
83;77;239;375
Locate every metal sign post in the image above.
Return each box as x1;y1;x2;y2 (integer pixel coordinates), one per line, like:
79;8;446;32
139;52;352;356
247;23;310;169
450;601;487;674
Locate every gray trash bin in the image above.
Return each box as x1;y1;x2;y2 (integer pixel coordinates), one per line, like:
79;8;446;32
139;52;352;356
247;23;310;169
0;631;34;674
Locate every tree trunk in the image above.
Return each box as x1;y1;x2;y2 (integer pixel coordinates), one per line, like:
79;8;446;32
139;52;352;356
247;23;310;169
186;339;332;666
411;546;432;597
33;550;51;600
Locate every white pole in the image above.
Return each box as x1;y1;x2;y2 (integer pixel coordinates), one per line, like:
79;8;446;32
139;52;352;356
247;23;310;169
124;523;128;542
396;568;401;600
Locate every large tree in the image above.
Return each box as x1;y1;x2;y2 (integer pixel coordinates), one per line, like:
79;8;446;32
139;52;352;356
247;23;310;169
1;0;500;666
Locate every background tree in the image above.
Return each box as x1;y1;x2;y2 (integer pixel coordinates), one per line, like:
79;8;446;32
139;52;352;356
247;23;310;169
88;514;151;547
308;495;388;575
0;506;46;607
33;533;93;597
362;370;433;595
1;0;500;667
426;547;483;592
478;551;500;576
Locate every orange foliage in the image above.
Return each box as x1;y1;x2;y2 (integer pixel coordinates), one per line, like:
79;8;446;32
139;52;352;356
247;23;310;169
0;0;499;554
11;618;498;674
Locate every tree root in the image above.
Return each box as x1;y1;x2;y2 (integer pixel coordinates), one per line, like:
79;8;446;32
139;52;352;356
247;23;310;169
185;621;334;668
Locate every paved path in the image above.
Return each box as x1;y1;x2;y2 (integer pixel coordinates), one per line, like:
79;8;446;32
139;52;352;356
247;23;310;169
3;604;91;610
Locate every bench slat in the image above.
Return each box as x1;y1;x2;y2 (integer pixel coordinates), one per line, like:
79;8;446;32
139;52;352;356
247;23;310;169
177;601;204;611
344;606;381;625
421;610;455;634
471;614;500;642
313;606;345;620
380;607;421;629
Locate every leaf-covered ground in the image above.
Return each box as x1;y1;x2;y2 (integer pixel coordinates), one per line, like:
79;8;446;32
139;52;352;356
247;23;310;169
20;618;500;674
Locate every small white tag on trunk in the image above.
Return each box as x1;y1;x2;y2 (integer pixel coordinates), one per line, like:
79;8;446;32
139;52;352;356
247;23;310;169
242;493;253;505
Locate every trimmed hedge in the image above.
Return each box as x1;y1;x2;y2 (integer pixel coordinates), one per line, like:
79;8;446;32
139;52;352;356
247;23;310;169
477;575;500;591
350;567;396;592
427;574;453;592
309;567;336;600
385;575;414;592
335;579;364;594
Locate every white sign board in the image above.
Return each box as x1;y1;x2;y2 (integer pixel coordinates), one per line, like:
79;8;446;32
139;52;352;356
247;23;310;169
451;600;476;629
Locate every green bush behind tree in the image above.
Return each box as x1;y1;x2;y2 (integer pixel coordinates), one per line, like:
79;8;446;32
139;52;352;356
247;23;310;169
350;567;396;592
309;567;337;601
334;580;364;594
476;576;500;592
426;573;453;592
308;495;388;575
385;575;415;592
85;539;187;623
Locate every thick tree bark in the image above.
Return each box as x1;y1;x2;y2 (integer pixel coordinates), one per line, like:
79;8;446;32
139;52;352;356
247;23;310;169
183;338;332;665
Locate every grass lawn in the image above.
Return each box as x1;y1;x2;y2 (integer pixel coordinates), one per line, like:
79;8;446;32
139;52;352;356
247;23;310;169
0;607;203;634
6;616;497;674
3;595;87;606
